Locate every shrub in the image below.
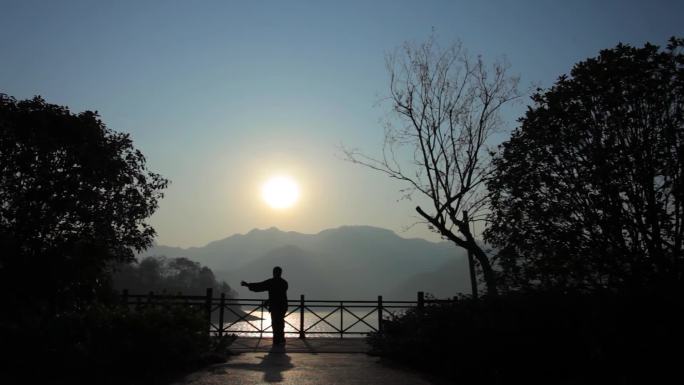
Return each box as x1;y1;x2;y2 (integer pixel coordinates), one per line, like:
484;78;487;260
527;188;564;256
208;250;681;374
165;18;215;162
3;303;219;384
368;291;683;384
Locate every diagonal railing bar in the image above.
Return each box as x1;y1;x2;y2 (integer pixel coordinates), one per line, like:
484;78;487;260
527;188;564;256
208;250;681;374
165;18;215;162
281;306;302;333
382;307;402;318
284;306;300;319
303;307;340;333
209;321;219;333
342;306;378;332
303;306;342;333
222;304;266;331
223;304;263;327
283;318;299;331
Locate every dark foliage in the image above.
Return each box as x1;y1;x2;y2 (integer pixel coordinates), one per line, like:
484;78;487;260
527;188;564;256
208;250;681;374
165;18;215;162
369;291;683;384
0;94;223;384
486;38;684;292
0;94;168;314
112;256;237;297
2;303;228;385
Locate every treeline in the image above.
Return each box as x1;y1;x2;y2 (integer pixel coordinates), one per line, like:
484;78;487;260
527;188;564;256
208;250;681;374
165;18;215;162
112;256;236;297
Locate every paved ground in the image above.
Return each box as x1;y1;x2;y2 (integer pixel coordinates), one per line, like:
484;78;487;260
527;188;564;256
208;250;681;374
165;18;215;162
230;337;371;353
176;353;444;385
174;338;447;385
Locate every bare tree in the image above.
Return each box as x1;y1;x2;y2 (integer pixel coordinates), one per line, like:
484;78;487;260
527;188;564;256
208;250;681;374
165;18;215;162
345;38;521;296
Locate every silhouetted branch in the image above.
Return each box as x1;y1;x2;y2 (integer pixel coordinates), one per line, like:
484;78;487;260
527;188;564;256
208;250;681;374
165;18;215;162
344;36;522;296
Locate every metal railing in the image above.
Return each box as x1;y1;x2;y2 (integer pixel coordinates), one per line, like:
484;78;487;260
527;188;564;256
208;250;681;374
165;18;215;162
120;290;444;338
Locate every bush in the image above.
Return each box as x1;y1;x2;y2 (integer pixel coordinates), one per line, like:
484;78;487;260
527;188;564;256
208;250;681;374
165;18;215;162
2;303;221;384
368;291;683;384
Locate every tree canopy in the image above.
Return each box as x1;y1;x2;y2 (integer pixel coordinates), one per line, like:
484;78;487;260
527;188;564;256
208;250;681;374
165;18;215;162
112;256;236;297
485;38;684;292
0;94;168;312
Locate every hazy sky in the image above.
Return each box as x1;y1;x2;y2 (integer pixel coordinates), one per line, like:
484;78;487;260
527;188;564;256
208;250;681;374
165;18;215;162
2;0;683;247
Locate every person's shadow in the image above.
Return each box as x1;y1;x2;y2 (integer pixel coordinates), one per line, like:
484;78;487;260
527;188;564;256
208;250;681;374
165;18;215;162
222;351;294;383
260;352;294;383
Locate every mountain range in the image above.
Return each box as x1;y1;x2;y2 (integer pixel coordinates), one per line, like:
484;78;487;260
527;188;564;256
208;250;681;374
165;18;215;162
143;225;472;300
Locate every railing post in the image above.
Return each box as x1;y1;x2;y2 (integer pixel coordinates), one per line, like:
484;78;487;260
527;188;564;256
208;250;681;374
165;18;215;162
122;289;129;307
299;294;305;339
340;301;344;339
148;291;154;307
205;288;213;336
377;295;383;333
260;300;264;338
418;291;424;309
218;293;225;338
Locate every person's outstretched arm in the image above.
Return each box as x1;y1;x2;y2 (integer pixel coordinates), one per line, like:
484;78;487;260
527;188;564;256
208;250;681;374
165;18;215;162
241;279;271;292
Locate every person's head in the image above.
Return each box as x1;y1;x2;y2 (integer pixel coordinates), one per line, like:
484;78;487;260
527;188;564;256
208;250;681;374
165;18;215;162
273;266;282;278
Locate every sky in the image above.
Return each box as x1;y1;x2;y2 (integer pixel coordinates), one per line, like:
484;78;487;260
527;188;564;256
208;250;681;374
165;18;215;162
1;0;683;247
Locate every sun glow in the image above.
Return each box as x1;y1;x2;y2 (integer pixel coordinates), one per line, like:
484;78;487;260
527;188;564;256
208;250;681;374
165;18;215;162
261;176;300;209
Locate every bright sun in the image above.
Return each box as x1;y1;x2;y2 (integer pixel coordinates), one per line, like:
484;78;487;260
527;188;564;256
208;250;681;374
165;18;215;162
261;176;300;209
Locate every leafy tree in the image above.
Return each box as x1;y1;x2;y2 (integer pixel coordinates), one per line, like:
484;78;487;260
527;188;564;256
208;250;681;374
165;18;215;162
485;38;684;292
346;37;521;296
112;256;237;297
0;94;168;313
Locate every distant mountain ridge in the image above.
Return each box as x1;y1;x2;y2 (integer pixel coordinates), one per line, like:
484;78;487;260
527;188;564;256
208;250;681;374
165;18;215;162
143;225;471;300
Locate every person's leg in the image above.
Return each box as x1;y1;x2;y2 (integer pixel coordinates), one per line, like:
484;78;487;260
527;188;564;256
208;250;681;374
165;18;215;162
276;313;285;344
272;310;285;344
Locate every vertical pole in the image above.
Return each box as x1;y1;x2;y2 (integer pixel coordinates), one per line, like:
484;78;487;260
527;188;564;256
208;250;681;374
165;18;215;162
218;293;226;338
299;294;305;339
418;291;424;309
122;289;129;307
205;288;213;336
260;301;264;338
340;301;344;339
377;295;383;333
463;211;479;300
148;291;154;307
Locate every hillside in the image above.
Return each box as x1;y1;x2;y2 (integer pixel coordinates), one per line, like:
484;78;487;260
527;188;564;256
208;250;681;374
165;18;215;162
143;226;471;300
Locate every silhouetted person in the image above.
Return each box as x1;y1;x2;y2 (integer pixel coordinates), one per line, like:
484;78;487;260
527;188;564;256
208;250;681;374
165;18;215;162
241;266;289;346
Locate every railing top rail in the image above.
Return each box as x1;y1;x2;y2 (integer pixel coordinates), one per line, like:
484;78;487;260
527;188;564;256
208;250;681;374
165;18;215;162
220;299;453;304
124;295;207;300
216;298;421;304
120;291;457;304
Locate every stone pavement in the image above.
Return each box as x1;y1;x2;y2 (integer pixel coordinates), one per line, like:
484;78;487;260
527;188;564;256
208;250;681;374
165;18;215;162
174;338;447;385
